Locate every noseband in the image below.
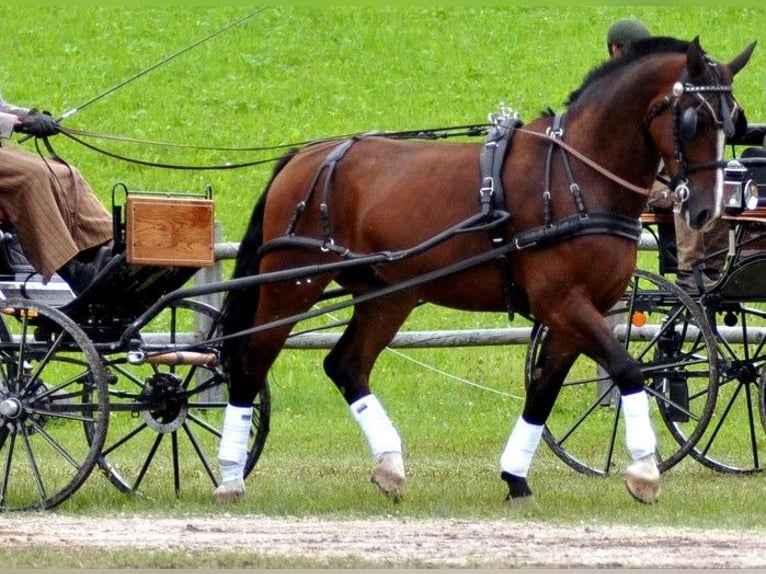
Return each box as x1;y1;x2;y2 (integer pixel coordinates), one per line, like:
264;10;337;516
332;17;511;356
644;57;739;205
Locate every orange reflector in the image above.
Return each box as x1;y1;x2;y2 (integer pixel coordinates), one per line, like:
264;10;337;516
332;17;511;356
631;311;647;327
0;307;38;318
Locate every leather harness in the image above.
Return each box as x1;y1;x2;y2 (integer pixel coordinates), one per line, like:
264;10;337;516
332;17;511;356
475;111;642;318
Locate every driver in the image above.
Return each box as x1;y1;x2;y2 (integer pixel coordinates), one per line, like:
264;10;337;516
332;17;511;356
0;93;113;293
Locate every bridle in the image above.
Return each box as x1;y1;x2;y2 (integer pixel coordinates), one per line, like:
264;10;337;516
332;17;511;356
644;56;740;206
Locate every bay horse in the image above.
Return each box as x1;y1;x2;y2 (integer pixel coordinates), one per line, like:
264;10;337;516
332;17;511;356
215;37;755;505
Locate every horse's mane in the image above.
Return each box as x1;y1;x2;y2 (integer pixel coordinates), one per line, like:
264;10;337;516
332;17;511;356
565;36;693;107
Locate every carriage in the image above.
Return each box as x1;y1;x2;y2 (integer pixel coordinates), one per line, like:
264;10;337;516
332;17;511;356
0;35;760;510
0;185;270;511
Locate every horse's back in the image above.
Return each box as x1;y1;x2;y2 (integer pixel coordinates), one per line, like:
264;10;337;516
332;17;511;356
266;137;485;251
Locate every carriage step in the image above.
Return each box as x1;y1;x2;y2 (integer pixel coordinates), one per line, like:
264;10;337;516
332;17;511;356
0;277;75;307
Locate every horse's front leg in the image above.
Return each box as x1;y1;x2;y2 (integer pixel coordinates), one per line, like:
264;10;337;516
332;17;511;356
578;308;660;503
501;317;661;504
500;326;575;502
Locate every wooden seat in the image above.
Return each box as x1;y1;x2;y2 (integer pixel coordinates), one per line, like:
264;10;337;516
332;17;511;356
722;206;766;224
640;211;675;225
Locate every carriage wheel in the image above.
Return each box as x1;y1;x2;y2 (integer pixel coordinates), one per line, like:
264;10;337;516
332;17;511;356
524;269;719;476
89;299;269;496
679;300;766;474
759;368;766;450
0;298;110;511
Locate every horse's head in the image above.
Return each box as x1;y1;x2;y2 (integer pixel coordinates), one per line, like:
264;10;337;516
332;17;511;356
644;37;756;231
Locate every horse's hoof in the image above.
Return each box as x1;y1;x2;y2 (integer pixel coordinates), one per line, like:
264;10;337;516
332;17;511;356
371;452;405;501
213;479;246;503
624;454;661;504
501;471;533;503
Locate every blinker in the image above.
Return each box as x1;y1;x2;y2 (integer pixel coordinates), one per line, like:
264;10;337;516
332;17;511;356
678;107;698;141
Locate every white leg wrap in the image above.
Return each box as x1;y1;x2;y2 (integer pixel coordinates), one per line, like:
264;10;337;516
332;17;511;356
218;404;253;482
621;390;657;460
499;417;543;478
350;394;402;461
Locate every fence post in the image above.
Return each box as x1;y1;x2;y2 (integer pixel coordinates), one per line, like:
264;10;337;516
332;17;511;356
195;221;224;401
196;221;225;318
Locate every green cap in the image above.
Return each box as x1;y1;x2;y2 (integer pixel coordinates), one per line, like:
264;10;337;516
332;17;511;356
607;18;651;48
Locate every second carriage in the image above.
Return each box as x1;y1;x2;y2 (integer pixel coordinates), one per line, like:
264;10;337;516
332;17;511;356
532;127;766;477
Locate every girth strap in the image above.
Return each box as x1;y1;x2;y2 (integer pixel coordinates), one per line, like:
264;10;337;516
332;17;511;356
478;111;523;320
478;113;521;242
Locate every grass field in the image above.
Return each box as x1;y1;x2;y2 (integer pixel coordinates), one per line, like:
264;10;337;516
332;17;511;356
1;5;766;567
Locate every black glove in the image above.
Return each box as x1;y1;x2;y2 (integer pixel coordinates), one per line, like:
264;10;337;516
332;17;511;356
15;109;59;138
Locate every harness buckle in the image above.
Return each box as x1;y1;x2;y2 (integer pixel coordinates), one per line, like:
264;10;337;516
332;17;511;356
546;126;564;139
479;176;495;200
673;179;690;206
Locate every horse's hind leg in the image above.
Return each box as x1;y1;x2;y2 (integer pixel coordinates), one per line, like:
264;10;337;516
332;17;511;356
323;291;419;501
215;276;333;503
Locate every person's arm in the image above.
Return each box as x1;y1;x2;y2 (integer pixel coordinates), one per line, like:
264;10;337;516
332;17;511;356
0;94;28;138
0;111;20;139
0;96;58;138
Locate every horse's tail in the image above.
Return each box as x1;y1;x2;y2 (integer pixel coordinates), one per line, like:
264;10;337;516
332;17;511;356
220;149;298;371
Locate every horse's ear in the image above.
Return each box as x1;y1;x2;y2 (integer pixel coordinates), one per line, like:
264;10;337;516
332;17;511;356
686;36;706;78
727;41;757;76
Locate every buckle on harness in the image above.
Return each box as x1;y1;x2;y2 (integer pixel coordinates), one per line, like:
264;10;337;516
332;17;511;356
480;176;495;198
546;126;563;139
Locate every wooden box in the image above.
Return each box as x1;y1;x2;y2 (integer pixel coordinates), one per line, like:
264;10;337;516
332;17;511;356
126;196;215;267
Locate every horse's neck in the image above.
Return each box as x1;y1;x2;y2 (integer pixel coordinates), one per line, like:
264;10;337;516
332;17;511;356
564;62;680;213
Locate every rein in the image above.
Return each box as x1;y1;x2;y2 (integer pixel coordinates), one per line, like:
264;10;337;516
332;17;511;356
50;124;492;171
52;120;680;207
515;125;668;203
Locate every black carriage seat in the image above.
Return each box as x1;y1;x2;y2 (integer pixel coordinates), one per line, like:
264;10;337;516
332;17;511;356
59;250;202;340
0;220;78;307
0;225;200;326
741;146;766;185
717;146;766;267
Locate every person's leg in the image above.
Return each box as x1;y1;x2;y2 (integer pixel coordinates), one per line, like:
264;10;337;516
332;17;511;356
0;147;80;279
674;214;707;291
700;219;729;280
0;147;112;290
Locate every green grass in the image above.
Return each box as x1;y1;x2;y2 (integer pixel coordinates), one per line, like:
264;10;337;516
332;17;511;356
1;5;766;568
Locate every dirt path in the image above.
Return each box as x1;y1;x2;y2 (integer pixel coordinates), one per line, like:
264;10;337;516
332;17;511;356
1;513;764;568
